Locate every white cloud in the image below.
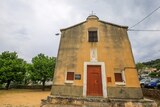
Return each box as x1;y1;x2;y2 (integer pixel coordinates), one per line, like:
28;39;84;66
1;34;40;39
0;0;160;63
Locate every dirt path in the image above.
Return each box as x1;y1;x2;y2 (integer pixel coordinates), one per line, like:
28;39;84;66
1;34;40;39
0;89;159;107
0;89;50;107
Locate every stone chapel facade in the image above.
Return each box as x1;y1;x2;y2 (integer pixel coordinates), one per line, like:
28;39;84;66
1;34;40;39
51;15;143;99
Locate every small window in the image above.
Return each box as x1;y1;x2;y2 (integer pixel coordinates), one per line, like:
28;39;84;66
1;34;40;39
88;31;98;42
66;72;74;80
114;73;123;82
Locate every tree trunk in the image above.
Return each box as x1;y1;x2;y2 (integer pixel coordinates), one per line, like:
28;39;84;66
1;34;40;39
42;80;45;91
6;80;11;90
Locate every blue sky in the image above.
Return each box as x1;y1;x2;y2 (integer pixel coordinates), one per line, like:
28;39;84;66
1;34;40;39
0;0;160;63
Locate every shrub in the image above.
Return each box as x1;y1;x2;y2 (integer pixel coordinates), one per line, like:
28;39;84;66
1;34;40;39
157;83;160;89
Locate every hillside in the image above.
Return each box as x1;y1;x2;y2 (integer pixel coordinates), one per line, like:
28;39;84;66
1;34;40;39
142;59;160;70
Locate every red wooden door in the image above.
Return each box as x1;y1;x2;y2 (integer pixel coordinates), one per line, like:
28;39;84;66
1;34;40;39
87;65;103;96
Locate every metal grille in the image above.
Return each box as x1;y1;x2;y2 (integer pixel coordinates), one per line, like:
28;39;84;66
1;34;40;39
114;73;123;82
88;31;98;42
67;72;74;80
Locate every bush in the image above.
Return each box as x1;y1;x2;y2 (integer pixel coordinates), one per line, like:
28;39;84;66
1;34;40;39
157;83;160;89
0;83;5;89
9;84;52;89
149;72;159;78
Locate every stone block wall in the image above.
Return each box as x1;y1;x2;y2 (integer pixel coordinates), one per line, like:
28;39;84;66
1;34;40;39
41;95;157;107
51;85;83;96
107;87;143;99
142;88;160;99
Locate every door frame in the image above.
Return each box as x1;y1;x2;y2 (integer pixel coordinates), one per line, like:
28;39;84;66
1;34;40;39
83;62;107;98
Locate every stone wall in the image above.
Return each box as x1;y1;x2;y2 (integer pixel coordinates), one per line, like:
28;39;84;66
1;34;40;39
51;85;83;96
41;95;157;107
142;88;160;99
0;85;51;90
107;87;143;99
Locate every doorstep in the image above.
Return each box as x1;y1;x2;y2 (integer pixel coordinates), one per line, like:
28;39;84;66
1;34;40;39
41;95;157;107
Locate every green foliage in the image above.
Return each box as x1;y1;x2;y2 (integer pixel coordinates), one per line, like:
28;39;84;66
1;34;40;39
143;59;160;70
0;51;26;89
136;62;146;71
0;83;4;88
136;59;160;77
149;72;159;78
0;51;56;90
158;72;160;77
23;63;33;85
136;62;146;75
30;53;56;90
157;83;160;89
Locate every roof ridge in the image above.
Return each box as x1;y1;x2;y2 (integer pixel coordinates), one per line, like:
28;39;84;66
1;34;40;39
99;20;128;28
60;21;86;31
60;20;128;31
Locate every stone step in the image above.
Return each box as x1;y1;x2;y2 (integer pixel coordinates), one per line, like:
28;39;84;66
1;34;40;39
41;95;157;107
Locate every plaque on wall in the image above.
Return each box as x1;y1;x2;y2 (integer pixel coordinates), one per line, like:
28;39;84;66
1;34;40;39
75;74;81;80
107;77;112;82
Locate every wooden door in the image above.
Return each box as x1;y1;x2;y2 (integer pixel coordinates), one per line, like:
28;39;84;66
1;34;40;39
87;65;103;96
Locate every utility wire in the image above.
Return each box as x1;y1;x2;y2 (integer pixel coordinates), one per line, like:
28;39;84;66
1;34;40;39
128;29;160;32
129;6;160;28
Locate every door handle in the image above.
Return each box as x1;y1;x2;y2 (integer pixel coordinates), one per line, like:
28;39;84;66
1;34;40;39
95;80;98;84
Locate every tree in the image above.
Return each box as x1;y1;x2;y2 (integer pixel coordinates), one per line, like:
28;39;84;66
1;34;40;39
23;63;33;85
0;51;26;89
143;59;160;70
136;62;146;76
30;53;56;91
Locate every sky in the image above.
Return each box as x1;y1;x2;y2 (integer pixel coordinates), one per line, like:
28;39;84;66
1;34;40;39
0;0;160;63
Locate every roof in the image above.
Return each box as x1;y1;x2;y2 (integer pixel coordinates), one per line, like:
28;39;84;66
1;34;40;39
60;21;86;31
60;15;128;31
99;20;128;28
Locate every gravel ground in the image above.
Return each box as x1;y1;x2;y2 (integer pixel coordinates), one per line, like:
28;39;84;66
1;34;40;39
0;89;50;107
144;97;160;107
0;89;159;107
